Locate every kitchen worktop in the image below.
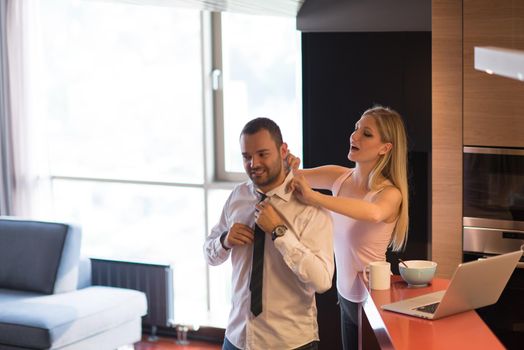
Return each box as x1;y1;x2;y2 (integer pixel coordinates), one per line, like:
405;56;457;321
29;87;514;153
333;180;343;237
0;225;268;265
359;275;505;350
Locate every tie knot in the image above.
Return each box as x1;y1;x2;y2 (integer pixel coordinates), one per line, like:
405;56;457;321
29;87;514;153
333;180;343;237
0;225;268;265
258;192;267;202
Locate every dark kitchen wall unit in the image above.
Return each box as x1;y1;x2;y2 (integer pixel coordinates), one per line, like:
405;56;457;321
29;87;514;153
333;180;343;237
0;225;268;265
297;0;431;32
302;32;431;349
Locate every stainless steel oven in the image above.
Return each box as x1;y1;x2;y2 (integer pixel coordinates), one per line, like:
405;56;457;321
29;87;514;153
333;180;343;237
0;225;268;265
463;146;524;349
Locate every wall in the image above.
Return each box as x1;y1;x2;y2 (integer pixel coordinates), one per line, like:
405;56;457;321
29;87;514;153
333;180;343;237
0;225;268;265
431;0;463;278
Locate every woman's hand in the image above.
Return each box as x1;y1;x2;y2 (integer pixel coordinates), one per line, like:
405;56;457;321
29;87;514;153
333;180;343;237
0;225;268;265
286;152;301;171
289;174;319;206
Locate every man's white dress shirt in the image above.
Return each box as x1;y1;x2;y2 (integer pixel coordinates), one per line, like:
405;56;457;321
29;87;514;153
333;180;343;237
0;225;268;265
204;172;334;350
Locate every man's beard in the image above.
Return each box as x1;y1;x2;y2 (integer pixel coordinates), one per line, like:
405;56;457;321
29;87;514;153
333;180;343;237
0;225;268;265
249;159;283;189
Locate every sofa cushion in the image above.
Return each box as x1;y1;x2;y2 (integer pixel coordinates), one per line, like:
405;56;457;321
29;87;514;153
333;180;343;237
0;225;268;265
0;218;79;294
0;286;147;349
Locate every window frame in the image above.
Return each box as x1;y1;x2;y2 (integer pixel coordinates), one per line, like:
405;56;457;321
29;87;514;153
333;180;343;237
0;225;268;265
211;12;303;182
211;12;249;183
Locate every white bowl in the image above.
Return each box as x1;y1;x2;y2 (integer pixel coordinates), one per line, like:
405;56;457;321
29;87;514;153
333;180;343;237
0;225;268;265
399;260;437;286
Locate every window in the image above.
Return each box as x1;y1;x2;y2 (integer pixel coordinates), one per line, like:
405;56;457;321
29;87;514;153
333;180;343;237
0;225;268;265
41;1;204;184
215;12;302;180
34;0;302;328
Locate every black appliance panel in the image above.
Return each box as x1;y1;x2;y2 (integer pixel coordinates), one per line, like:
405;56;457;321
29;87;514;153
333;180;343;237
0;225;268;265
464;147;524;226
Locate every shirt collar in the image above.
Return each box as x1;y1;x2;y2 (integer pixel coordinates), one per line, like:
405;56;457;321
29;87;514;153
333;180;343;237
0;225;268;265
251;171;293;202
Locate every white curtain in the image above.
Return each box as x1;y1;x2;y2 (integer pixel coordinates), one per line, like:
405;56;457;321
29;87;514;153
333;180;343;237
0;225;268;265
1;0;50;217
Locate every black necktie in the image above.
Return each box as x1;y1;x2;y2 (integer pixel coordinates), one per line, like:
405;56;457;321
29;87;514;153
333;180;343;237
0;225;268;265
250;192;266;316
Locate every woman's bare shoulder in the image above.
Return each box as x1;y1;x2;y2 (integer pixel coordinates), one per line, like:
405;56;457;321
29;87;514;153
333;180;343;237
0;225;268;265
373;183;402;202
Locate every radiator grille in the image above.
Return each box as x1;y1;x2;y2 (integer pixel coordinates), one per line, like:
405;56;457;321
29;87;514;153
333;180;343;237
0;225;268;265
91;258;174;327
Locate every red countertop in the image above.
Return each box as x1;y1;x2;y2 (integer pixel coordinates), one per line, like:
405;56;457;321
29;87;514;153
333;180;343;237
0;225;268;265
360;275;505;350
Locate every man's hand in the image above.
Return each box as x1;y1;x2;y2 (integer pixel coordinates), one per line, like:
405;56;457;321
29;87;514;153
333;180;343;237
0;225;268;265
255;200;285;235
225;223;255;248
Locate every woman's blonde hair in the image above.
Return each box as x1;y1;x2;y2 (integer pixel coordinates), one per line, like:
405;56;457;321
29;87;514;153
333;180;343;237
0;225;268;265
363;106;409;251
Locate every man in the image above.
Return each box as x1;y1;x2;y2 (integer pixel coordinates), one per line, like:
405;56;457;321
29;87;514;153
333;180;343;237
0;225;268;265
204;118;334;350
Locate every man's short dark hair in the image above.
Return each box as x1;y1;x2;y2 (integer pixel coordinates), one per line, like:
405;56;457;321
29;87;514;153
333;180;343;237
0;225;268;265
240;117;283;148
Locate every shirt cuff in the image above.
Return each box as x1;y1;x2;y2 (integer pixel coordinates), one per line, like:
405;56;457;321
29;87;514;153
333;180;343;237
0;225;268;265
273;229;301;259
220;231;231;250
214;233;231;259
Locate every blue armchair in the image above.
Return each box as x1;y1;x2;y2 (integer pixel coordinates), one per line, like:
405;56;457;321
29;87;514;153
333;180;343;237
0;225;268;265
0;217;147;349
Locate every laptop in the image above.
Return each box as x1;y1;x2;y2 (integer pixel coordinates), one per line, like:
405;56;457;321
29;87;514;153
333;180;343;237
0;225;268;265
381;250;522;320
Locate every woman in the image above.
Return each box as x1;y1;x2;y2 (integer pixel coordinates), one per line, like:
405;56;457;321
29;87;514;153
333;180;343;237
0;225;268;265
287;106;409;350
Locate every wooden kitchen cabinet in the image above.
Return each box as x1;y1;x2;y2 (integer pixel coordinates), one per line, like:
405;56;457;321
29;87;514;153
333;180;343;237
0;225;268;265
463;0;524;148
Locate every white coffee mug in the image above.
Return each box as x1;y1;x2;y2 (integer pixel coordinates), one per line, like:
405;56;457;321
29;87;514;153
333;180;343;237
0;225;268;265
366;261;391;290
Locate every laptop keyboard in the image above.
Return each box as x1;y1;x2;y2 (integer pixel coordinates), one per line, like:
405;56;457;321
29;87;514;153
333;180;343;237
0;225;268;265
415;302;440;314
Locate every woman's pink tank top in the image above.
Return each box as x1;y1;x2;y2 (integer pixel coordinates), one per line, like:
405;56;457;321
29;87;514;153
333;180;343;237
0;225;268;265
331;169;397;302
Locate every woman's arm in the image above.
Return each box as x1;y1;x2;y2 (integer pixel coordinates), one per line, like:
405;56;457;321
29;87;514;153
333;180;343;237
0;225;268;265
292;174;402;223
295;165;348;190
286;153;348;190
